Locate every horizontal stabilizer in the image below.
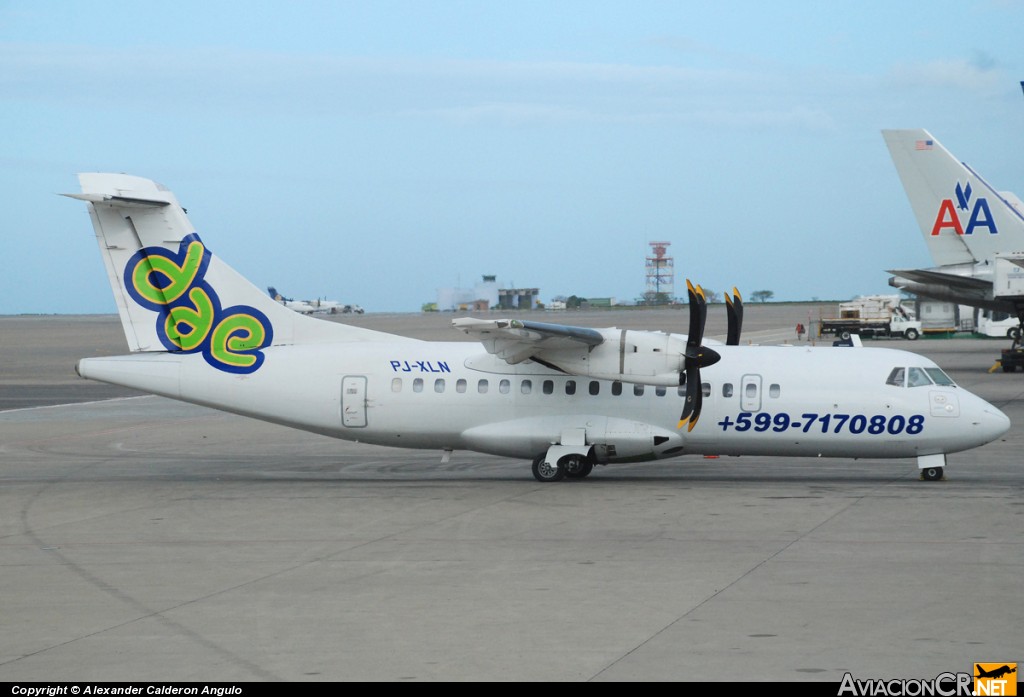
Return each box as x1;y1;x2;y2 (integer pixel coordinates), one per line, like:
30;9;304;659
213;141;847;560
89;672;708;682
888;268;992;290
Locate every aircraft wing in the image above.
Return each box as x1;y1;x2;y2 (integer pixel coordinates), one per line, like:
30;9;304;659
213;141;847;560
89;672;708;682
452;318;605;364
888;268;992;291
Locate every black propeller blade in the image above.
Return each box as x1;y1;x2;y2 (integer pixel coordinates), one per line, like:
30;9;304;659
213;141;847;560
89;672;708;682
678;280;721;432
725;287;743;346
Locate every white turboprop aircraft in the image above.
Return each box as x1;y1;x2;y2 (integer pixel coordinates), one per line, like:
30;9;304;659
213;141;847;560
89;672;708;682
882;129;1024;335
65;173;1010;482
268;287;350;315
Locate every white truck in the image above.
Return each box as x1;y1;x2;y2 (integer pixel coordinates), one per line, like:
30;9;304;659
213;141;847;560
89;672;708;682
976;309;1021;340
819;295;922;341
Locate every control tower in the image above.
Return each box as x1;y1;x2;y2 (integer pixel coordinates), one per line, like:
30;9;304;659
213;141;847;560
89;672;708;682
645;241;674;302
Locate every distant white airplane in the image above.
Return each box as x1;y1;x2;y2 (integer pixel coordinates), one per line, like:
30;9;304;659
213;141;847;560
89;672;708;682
65;173;1009;482
267;287;317;314
882;128;1024;338
267;287;358;315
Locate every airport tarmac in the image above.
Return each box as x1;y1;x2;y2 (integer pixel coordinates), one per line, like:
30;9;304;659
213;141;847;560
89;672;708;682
1;309;1022;682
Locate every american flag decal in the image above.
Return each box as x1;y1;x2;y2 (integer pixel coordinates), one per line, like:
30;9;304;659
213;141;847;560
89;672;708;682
915;139;934;150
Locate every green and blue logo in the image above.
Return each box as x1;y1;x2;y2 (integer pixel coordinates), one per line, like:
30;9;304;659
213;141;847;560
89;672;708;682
124;233;273;374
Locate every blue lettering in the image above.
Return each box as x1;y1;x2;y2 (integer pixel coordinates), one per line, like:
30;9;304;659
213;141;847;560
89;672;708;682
966;198;998;235
391;358;454;373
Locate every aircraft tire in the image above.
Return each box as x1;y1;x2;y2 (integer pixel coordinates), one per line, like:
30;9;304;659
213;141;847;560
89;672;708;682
921;466;944;482
563;457;594;479
532;455;566;482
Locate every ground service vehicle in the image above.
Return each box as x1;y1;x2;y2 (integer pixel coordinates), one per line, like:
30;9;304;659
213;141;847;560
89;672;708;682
820;296;922;341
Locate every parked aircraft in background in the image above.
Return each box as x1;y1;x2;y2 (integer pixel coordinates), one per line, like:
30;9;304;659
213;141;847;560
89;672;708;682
882;129;1024;338
268;287;361;314
267;287;317;314
65;173;1009;482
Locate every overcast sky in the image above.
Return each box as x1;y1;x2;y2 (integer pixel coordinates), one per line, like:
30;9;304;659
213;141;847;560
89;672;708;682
2;0;1023;313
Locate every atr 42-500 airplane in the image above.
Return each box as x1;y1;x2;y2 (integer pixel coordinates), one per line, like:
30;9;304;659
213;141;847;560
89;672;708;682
65;173;1010;482
882;128;1024;337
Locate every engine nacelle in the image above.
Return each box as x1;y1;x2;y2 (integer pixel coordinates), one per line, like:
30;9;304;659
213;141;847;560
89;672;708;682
540;329;687;386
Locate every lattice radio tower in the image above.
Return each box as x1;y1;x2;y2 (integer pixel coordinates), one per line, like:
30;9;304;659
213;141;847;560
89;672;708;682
645;241;674;301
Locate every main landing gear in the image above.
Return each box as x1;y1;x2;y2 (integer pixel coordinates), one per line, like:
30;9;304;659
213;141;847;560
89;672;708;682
531;453;594;482
920;466;944;482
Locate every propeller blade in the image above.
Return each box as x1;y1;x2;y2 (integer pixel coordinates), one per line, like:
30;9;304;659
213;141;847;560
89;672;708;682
678;280;720;431
685;280;707;353
677;365;702;431
725;287;743;346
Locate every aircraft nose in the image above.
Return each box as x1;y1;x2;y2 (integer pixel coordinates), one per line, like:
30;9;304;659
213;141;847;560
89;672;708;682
973;402;1011;443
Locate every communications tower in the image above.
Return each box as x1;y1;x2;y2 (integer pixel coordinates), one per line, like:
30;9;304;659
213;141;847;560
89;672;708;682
645;241;674;302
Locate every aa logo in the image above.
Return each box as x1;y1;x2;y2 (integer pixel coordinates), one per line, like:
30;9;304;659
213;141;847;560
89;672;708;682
931;181;998;236
124;233;274;374
975;663;1017;696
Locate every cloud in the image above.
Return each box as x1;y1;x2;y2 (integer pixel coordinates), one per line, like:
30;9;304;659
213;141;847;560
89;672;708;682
885;58;1004;91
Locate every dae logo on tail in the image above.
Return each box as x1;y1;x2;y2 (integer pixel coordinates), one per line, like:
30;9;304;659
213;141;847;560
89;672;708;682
931;181;998;236
124;233;274;373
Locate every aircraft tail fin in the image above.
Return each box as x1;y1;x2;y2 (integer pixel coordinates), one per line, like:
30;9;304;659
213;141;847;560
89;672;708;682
65;173;401;358
882;129;1024;266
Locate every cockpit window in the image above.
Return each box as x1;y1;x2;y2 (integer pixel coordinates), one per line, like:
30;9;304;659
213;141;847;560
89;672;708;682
887;366;956;388
907;367;933;387
886;368;905;387
925;367;956;386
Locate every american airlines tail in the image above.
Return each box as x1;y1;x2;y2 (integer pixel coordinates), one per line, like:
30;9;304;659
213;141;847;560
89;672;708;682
882;129;1024;266
64;173;404;363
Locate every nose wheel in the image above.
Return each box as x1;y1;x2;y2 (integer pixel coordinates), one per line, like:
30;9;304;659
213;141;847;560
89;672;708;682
920;466;944;481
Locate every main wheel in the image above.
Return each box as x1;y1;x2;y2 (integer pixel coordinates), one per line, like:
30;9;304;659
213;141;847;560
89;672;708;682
921;466;944;482
532;455;566;482
563;456;594;479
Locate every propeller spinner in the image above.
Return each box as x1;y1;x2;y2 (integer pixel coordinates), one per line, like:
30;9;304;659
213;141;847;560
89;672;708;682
677;280;721;431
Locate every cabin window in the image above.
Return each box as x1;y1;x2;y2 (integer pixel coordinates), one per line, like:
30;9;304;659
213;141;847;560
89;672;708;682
434;379;445;393
907;367;932;388
745;383;757;397
413;378;424;393
634;384;645;396
722;383;733;398
769;384;781;398
456;378;467;393
499;379;510;394
478;379;489;394
543;380;554;395
612;381;622;396
589;381;600;396
655;386;666;397
886;368;905;387
391;378;402;393
702;383;711;398
566;380;577;395
521;379;533;394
